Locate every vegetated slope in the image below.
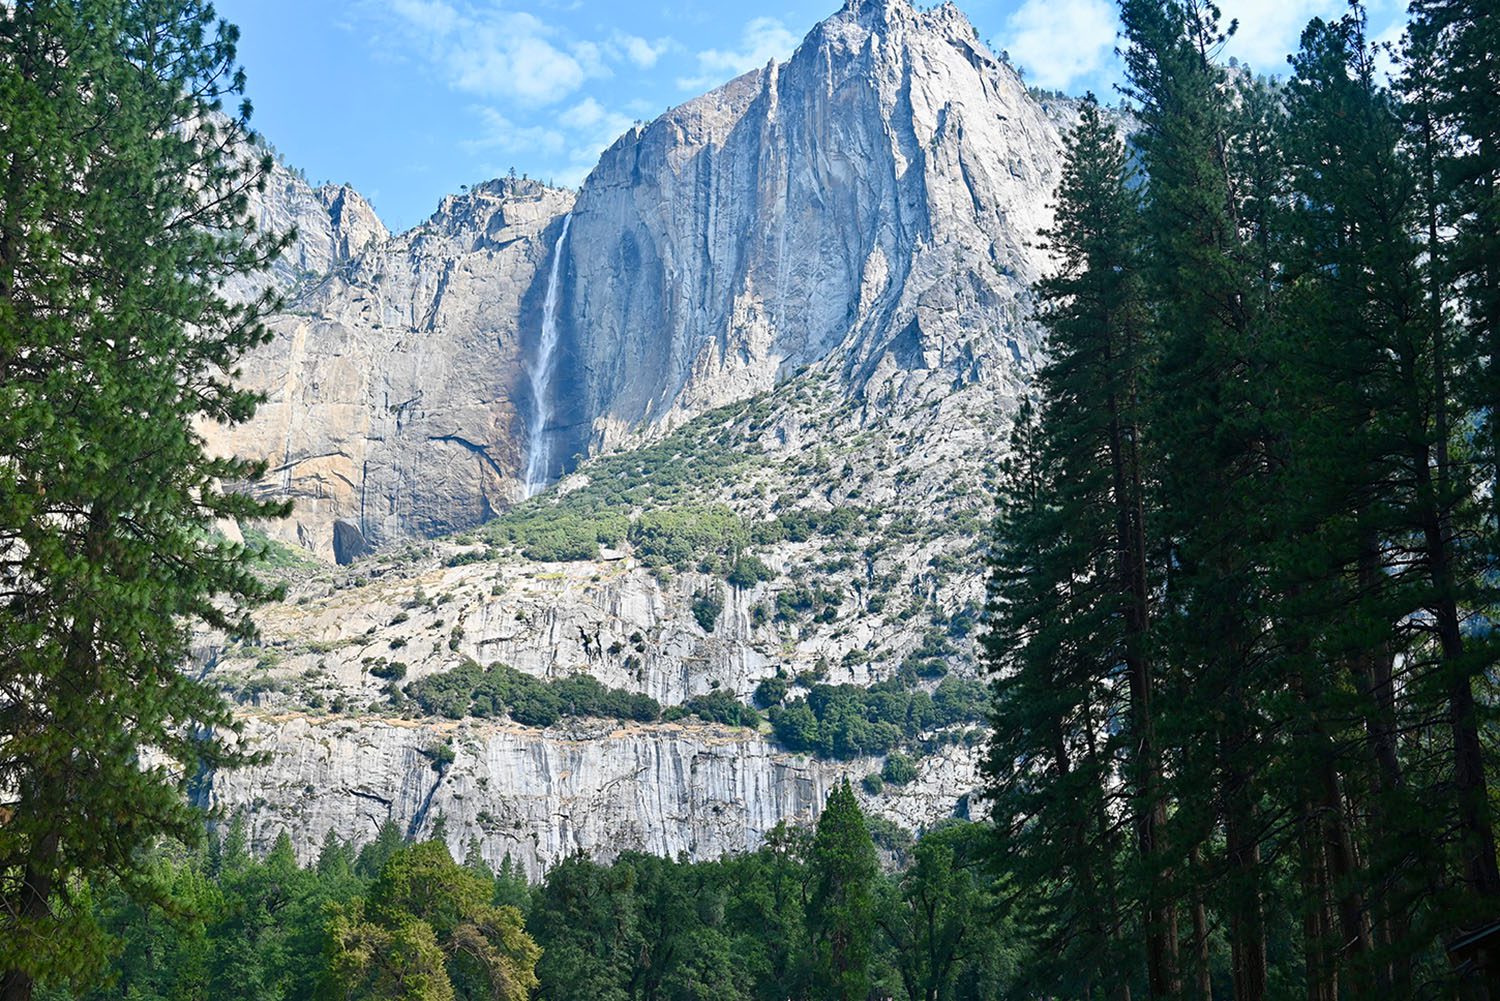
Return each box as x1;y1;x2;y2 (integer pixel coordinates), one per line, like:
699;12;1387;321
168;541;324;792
205;0;1080;561
204;351;1015;872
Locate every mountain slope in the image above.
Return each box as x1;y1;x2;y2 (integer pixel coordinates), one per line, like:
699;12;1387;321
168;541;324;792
210;0;1074;561
198;0;1090;868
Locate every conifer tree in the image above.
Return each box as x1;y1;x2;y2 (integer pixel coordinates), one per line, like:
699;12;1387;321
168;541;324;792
1118;3;1284;995
0;3;290;997
1404;0;1500;910
984;97;1148;1001
807;780;877;1001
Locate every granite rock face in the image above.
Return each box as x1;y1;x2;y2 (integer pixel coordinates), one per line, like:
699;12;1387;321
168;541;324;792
209;178;575;561
566;0;1063;447
198;0;1083;866
222;154;388;304
208;712;978;877
211;0;1071;559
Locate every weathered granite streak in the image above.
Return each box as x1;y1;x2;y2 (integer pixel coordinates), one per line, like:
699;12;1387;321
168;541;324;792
210;713;978;877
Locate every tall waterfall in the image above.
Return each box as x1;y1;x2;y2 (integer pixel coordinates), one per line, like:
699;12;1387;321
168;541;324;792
522;214;572;498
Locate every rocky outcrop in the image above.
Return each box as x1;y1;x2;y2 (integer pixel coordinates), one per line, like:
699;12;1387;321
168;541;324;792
200;373;997;867
209;0;1073;559
223;153;388;303
208;179;575;561
567;0;1063;447
207;712;979;877
195;0;1077;867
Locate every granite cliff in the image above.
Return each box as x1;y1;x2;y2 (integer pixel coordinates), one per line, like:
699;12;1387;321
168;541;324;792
201;0;1087;868
208;0;1073;561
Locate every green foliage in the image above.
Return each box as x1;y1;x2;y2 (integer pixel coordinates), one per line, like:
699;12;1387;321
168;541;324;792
807;781;877;1001
753;675;790;709
769;678;986;760
0;2;294;989
880;753;917;786
44;819;1021;1001
774;585;843;624
482;503;627;563
323;840;539;1001
726;554;776;589
423;741;456;772
405;660;660;726
630;505;747;570
749;507;871;545
984;3;1500;997
242;527;320;571
370;660;407;682
691;590;725;632
664;690;763;729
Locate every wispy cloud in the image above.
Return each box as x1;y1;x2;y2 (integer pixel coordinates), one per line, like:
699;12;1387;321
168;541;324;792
354;0;671;189
612;31;673;69
676;16;798;91
1219;0;1409;74
1002;0;1118;93
460;106;566;156
1000;0;1409;95
369;1;607;106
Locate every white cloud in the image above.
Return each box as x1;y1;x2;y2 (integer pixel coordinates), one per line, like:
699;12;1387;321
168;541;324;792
1219;0;1408;75
560;97;636;161
612;31;672;69
1217;0;1328;72
1002;0;1119;92
372;2;614;106
1370;16;1407;83
998;0;1409;94
460;106;566;156
560;96;607;129
388;0;459;35
677;16;799;90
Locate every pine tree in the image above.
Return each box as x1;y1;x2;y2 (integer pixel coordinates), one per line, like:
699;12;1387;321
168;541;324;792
1119;3;1285;996
323;840;540;1001
1404;0;1500;912
984;97;1149;1001
807;780;877;1001
0;3;289;996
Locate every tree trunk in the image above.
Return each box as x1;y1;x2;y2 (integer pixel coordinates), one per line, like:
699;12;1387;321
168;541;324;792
1300;812;1337;1001
1191;845;1214;1001
1225;752;1267;1001
1107;331;1178;1000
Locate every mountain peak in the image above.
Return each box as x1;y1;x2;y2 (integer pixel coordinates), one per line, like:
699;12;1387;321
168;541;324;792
834;0;976;38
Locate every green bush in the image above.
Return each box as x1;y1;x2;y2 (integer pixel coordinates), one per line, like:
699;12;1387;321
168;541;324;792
691;590;724;632
753;675;789;708
665;690;762;728
726;554;776;589
766;676;988;761
630;506;747;569
406;661;660;726
882;751;917;785
370;661;407;681
862;773;884;795
424;742;455;771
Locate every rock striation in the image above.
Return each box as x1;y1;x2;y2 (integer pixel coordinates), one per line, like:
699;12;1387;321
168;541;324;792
210;0;1073;559
196;0;1093;867
567;0;1063;447
208;712;978;877
208;178;575;561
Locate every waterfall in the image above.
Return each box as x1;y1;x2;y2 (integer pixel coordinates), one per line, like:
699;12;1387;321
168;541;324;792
522;213;572;498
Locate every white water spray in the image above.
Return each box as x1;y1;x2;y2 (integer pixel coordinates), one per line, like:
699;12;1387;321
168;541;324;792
522;214;572;498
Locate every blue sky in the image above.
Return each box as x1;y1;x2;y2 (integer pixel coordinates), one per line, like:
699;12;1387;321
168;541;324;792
216;0;1409;231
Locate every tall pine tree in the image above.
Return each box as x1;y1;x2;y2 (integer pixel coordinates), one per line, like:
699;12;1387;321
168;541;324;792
985;96;1149;1001
0;3;289;996
807;780;877;1001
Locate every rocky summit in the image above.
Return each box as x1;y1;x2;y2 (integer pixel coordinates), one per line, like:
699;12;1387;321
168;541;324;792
200;0;1085;873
